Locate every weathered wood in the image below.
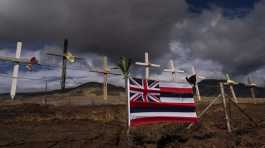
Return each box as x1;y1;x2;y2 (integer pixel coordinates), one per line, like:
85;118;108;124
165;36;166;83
187;94;221;129
163;60;184;81
61;39;68;90
127;79;131;128
103;56;109;100
225;74;238;103
220;83;232;133
248;77;256;100
192;66;203;101
91;56;121;100
229;85;238;103
0;42;38;99
228;97;258;127
10;42;22;100
250;87;256;99
103;73;108;100
195;84;201;101
135;52;160;79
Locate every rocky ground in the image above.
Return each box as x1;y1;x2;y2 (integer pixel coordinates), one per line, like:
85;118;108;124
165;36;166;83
0;102;264;148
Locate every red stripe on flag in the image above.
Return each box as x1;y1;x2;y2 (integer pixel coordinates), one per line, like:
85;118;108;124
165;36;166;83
131;117;198;127
130;86;192;94
130;102;196;108
130;86;160;93
160;87;193;94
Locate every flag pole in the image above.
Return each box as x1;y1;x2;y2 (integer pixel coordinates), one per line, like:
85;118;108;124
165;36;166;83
127;76;131;146
127;76;131;128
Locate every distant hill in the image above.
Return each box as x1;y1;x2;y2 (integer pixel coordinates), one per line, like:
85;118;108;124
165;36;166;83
1;79;265;99
198;79;265;98
0;82;125;98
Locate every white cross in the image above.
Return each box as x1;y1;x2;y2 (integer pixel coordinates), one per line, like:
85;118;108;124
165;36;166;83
164;60;184;81
135;52;160;79
247;76;256;87
11;42;22;99
247;76;256;99
0;42;38;99
224;74;238;103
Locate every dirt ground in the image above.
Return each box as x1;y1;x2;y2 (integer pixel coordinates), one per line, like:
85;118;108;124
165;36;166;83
0;102;264;148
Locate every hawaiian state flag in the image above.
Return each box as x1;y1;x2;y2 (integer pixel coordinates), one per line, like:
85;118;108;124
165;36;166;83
128;77;198;127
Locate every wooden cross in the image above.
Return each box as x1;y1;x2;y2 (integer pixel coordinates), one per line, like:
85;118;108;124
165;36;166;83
135;52;160;79
191;66;205;101
0;42;38;99
247;76;256;99
90;56;121;100
46;39;80;90
224;74;239;103
163;60;184;81
61;39;68;90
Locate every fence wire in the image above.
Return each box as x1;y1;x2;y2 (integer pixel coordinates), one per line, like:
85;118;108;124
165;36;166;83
0;59;265;98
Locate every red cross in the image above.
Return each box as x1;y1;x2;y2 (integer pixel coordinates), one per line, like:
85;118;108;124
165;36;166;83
143;80;149;102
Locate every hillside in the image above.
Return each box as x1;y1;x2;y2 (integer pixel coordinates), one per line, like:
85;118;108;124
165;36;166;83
199;79;265;98
0;82;125;98
0;103;264;148
0;80;264;147
0;79;265;105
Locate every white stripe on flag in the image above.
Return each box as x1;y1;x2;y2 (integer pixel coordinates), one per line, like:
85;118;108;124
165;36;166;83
160;97;195;103
159;81;192;88
130;112;197;120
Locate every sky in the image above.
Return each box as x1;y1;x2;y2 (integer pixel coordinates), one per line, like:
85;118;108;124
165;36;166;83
0;0;265;92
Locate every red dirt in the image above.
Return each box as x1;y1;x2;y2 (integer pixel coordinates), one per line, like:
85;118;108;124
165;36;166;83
0;103;264;148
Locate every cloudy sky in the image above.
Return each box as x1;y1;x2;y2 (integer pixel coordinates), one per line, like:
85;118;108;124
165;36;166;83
0;0;265;92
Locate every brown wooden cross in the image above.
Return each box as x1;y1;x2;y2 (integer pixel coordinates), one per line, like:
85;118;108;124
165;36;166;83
90;56;121;100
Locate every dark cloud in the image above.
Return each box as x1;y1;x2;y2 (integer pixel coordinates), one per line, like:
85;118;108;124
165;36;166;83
0;0;188;61
1;0;265;79
170;1;265;76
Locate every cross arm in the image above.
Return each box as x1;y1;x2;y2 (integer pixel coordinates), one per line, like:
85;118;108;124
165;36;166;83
90;69;121;76
164;69;185;73
198;75;206;79
164;69;174;72
150;63;160;67
135;62;148;66
0;56;37;64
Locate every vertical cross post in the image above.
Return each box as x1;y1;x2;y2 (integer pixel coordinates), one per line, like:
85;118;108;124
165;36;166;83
248;77;256;100
135;52;160;80
164;60;184;81
103;56;110;100
10;42;22;100
220;82;232;133
225;74;238;103
61;39;68;90
90;56;121;100
145;52;149;79
192;66;204;101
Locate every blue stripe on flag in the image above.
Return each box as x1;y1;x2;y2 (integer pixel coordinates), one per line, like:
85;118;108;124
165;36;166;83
130;106;195;113
160;92;193;98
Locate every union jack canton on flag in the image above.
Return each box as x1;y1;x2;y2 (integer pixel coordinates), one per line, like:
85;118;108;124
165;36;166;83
128;77;198;127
